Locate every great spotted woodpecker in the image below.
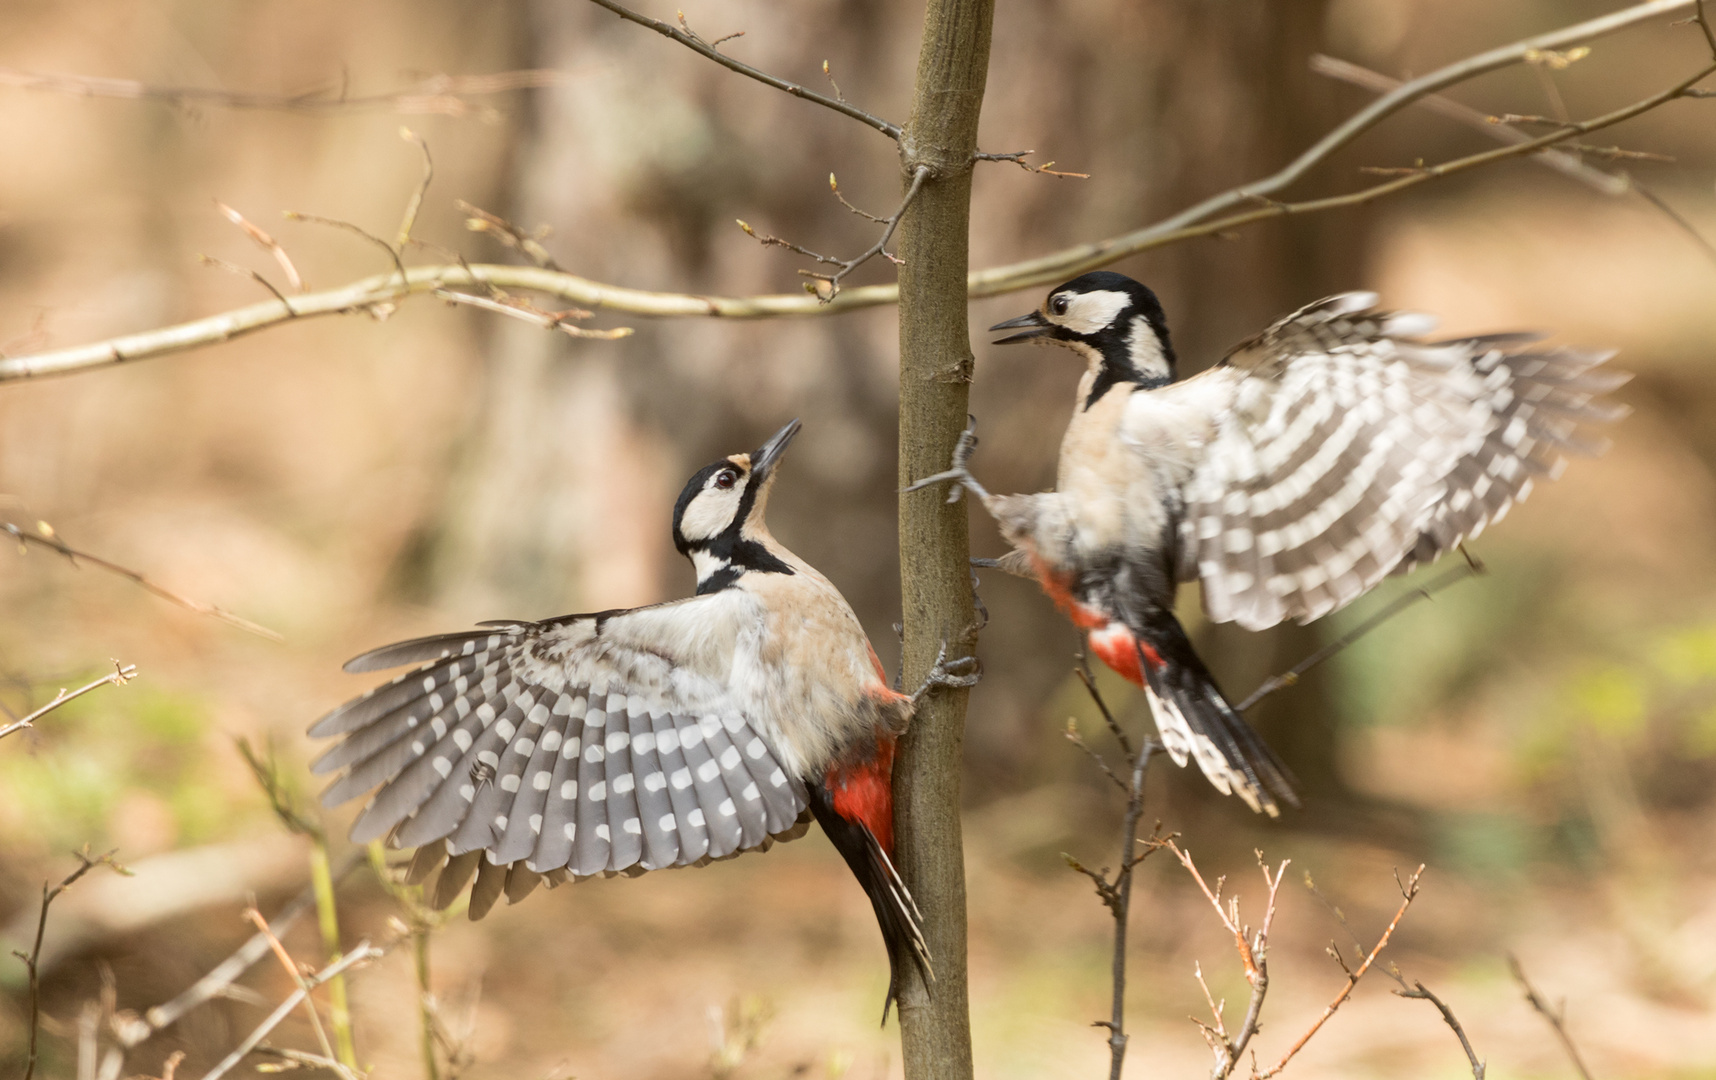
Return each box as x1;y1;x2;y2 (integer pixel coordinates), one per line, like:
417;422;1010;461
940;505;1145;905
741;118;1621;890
310;420;976;1018
912;271;1625;816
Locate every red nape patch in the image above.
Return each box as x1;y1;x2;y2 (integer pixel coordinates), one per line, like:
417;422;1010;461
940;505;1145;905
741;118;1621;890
1028;553;1107;630
1087;623;1163;688
828;739;896;853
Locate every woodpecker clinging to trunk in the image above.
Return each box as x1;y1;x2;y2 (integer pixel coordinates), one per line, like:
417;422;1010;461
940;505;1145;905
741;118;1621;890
310;419;976;1018
911;271;1626;816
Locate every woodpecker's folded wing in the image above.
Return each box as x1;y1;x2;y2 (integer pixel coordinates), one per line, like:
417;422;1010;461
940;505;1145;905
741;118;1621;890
308;597;811;914
1149;293;1624;632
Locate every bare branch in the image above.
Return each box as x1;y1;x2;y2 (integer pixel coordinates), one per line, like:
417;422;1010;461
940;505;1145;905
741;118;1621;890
1312;54;1716;267
133;855;365;1043
3;518;283;640
0;66;584;119
198;255;293;309
0;662;137;743
973;150;1091;179
198;942;384;1080
285;211;408;289
585;0;901;140
740;165;931;301
1238;549;1484;713
6;3;1708;380
1255;866;1425;1079
16;849;130;1080
1396;982;1486;1079
1508;954;1597;1080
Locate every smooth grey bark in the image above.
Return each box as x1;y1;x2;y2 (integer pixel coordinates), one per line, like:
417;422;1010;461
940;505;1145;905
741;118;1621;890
891;1;994;1078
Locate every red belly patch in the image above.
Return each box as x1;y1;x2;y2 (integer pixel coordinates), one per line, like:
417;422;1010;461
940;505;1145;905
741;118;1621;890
828;738;896;853
1087;622;1163;688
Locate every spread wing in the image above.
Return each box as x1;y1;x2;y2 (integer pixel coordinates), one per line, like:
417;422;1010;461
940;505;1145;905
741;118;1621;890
1152;292;1625;632
308;595;811;916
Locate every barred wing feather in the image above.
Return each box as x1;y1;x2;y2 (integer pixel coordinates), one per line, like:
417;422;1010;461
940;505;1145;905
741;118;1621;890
1161;293;1625;632
308;599;811;914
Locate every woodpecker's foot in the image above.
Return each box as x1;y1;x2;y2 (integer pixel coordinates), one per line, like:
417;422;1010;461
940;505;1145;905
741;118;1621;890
902;416;989;504
910;641;983;707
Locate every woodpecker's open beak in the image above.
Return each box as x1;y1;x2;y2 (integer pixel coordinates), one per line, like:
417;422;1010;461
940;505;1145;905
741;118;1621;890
751;418;802;483
989;310;1053;345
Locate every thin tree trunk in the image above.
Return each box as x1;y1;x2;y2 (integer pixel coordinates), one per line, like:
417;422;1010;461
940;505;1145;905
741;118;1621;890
892;2;993;1078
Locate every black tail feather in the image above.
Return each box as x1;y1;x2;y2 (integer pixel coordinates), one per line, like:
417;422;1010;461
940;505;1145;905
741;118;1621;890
806;783;933;1025
1136;614;1300;816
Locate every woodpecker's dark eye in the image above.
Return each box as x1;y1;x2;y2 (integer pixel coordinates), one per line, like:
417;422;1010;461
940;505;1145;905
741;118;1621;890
1049;295;1070;317
714;468;739;490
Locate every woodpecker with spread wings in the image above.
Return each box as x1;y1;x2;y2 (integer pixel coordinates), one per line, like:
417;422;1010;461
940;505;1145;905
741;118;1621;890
911;271;1625;816
311;420;976;1017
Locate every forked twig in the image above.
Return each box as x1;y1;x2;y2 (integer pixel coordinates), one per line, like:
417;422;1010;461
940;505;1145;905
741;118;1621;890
199;942;384;1080
215;201;306;291
739;165;931;302
1254;866;1424;1079
973;150;1091;179
0;662;137;742
15;848;130;1080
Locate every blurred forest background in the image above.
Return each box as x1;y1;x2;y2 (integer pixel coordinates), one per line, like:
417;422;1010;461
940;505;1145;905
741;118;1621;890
2;0;1714;1077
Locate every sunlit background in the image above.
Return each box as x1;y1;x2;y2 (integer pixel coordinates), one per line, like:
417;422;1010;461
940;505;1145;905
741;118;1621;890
2;0;1714;1076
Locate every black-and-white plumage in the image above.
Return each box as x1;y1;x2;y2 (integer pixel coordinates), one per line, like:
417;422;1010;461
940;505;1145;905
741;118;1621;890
916;271;1626;815
313;420;973;1017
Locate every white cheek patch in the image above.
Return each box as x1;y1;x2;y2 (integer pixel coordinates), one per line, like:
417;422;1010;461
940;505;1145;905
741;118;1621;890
1127;315;1171;380
1058;290;1131;335
691;549;728;582
679;486;741;543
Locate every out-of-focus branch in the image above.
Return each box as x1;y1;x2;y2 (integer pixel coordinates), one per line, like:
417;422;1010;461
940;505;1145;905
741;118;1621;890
0;662;137;743
1255;866;1425;1079
1237;548;1483;713
584;0;902;139
1508;954;1597;1080
5;3;1707;381
130;855;365;1044
1397;981;1486;1079
740;165;930;301
3;518;283;640
1312;54;1716;267
0;67;583;120
15;848;130;1080
199;941;385;1080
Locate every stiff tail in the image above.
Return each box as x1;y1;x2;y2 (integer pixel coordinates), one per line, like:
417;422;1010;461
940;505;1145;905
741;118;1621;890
1100;613;1299;817
806;782;933;1025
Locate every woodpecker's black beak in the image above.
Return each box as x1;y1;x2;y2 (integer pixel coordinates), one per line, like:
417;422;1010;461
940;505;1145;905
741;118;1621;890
750;418;801;483
989;310;1053;345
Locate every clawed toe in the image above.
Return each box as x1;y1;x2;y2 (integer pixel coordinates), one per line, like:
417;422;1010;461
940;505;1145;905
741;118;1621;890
902;416;989;504
910;642;984;706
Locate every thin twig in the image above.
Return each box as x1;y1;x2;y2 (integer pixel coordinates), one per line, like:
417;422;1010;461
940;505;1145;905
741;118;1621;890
1237;549;1484;712
973;150;1091;179
134;854;365;1043
1508;954;1596;1080
585;0;901;139
397;128;435;250
1254;866;1425;1079
1396;982;1486;1079
1063;659;1166;1080
198;942;383;1080
1312;54;1716;268
740;165;931;301
0;67;584;119
215;202;305;291
433;288;634;339
457;200;563;270
0;662;137;742
7;4;1708;380
243;907;351;1079
4;519;282;640
285;212;409;289
16;849;129;1080
198;255;292;308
